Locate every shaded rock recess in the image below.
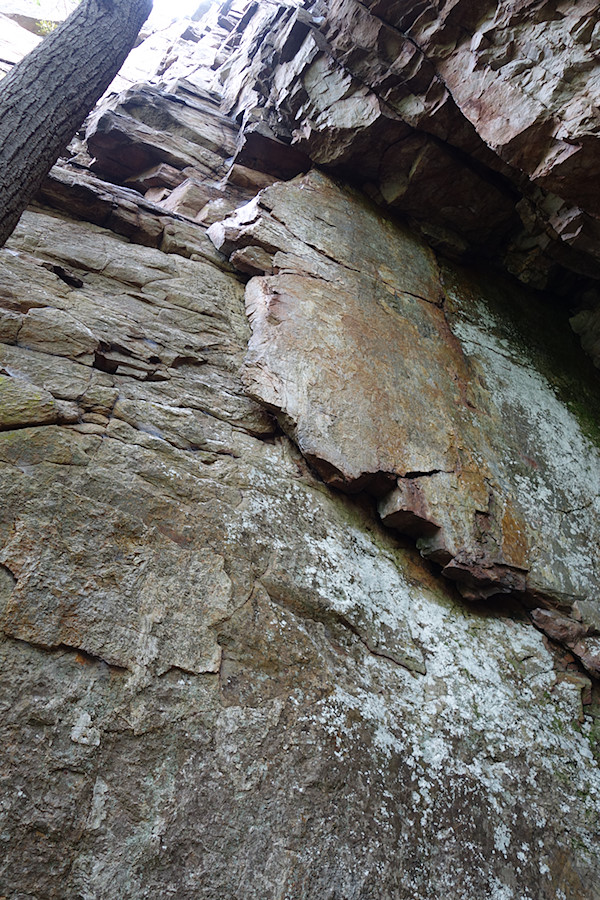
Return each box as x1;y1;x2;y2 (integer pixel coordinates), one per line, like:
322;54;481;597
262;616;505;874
0;2;599;898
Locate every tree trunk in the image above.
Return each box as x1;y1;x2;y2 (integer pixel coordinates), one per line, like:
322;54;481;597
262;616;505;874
0;0;153;247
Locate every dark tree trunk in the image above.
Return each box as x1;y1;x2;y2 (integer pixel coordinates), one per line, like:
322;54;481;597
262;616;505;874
0;0;153;247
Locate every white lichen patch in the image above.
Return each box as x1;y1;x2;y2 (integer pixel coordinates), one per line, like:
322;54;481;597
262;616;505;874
223;472;425;671
70;709;101;746
494;822;511;855
218;414;599;896
302;580;600;898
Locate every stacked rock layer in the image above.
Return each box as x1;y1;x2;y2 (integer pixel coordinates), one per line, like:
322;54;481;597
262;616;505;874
0;2;599;898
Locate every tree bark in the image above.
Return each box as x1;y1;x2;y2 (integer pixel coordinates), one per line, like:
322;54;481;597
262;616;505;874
0;0;153;247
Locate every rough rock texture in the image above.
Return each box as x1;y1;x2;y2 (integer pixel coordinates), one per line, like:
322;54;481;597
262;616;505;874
1;2;600;899
218;0;600;334
209;171;600;628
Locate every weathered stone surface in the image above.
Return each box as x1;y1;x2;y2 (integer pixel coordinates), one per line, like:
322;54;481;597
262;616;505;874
212;170;600;622
18;306;99;363
1;549;600;897
158;176;216;217
86;105;229;184
1;3;600;898
0;372;57;430
218;0;600;330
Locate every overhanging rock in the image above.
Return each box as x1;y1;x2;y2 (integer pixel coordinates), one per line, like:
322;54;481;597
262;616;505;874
0;2;599;897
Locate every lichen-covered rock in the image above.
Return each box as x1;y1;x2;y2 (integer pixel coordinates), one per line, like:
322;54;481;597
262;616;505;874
0;2;599;898
0;373;57;430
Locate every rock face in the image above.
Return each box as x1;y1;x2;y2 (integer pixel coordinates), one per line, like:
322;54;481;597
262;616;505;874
209;170;600;628
220;0;600;306
1;2;600;899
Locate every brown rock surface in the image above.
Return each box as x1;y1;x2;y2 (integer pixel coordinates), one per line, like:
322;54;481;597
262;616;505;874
0;3;599;898
211;170;600;615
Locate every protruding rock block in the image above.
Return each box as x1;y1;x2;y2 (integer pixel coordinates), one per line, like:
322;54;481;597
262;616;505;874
0;373;57;430
212;170;600;615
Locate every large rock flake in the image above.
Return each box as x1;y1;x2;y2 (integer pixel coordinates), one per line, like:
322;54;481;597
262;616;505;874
212;171;600;622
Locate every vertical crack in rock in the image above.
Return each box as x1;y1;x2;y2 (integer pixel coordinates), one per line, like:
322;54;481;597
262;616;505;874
0;562;16;609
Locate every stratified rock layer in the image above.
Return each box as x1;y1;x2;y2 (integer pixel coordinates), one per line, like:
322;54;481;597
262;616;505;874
218;0;600;320
0;3;599;899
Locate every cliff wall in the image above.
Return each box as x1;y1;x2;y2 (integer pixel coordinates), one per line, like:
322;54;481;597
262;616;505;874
0;2;599;897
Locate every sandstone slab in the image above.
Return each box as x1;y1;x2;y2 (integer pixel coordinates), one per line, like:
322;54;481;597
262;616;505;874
211;171;600;618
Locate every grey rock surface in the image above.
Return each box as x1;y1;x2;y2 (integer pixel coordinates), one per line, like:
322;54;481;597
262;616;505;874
217;0;600;343
0;2;599;898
